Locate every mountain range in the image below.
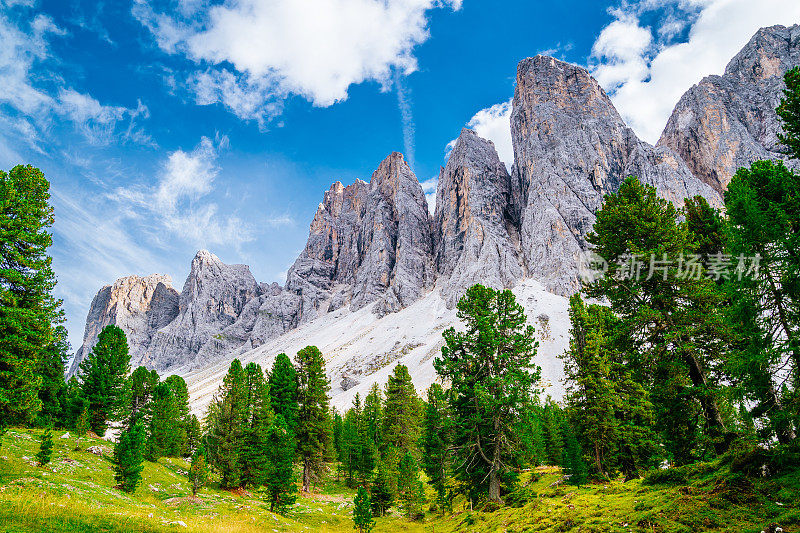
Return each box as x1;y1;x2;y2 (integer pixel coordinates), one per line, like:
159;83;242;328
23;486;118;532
68;24;800;412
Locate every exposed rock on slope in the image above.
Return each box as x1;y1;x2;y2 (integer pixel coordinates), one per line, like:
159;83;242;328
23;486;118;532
285;152;434;321
67;274;178;376
659;24;800;193
510;55;719;295
433;128;524;307
142;250;261;371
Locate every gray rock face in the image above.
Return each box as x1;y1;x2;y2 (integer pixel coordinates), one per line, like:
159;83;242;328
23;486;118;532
68;274;178;376
510;55;719;295
286;152;434;320
144;250;261;370
658;24;800;193
434;128;524;307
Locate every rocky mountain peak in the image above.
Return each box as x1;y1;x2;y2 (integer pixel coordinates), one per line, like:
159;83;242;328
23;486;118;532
658;24;799;194
434;128;523;306
511;55;717;295
67;274;179;376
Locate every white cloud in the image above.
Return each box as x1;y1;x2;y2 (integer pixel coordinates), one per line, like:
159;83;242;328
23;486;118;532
590;0;800;143
114;135;256;249
464;100;514;170
395;70;416;171
420;176;437;213
134;0;462;122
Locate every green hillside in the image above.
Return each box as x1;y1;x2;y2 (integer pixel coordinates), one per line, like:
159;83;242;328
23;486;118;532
2;427;798;533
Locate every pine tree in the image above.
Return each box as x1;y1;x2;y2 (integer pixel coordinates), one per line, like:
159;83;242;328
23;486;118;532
269;352;299;434
114;419;145;493
421;383;452;510
516;402;546;468
0;165;62;435
164;375;190;455
381;364;422;491
295;346;331;493
541;400;565;466
777;66;800;160
263;415;297;514
434;285;541;503
353;486;375;533
35;325;68;427
585;177;733;457
146;381;180;462
36;426;53;466
561;422;588;486
370;462;393;517
205;359;247;488
74;405;89;451
341;406;359;486
63;375;87;431
396;452;424;519
78;325;130;437
363;384;383;452
186;414;202;454
725;160;800;444
189;444;208;496
240;362;273;488
126;366;158;429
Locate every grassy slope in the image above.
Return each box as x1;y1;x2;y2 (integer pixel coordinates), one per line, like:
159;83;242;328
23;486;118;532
1;428;798;532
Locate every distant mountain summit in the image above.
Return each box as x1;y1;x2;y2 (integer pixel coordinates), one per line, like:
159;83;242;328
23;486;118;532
72;25;800;409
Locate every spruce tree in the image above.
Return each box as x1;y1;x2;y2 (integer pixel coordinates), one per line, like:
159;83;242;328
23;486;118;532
164;375;190;455
146;381;179;462
205;359;247;488
0;165;62;434
186;414;202;454
353;486;375;533
189;444;208;496
516;402;547;468
35;325;68;427
363;384;383;452
777;66;800;160
263;415;297;514
381;364;422;491
370;462;393;517
240;362;273;488
269;352;299;434
295;346;331;493
434;285;541;503
341;406;359;486
542;400;565;466
396;452;424;519
78;325;130;437
36;426;53;466
421;383;452;510
561;422;588;486
114;419;145;493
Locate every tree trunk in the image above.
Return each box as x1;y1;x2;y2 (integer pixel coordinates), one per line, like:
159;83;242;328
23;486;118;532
594;443;606;479
683;352;731;453
488;420;503;504
302;458;311;493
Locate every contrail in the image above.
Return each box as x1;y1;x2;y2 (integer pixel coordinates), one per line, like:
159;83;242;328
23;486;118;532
394;69;416;172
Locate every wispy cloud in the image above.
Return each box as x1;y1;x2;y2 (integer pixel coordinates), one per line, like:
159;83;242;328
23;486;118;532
394;70;416;171
113;135;256;250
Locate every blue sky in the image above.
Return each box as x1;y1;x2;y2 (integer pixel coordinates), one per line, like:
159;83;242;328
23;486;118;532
0;0;798;351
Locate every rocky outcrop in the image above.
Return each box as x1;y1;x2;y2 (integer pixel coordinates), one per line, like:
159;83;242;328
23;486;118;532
658;24;800;193
143;250;261;370
285;152;434;320
433;128;524;306
510;55;719;295
68;274;178;376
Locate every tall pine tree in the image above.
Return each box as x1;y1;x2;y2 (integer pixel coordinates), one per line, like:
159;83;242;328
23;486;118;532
78;325;130;437
434;285;540;503
205;359;247;488
0;165;62;434
295;346;331;493
269;352;299;434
